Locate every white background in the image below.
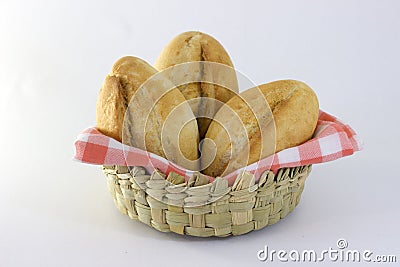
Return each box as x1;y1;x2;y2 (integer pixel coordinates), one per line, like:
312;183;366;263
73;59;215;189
0;0;399;266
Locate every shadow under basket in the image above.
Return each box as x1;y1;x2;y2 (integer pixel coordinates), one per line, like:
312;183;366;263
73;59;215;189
103;164;312;237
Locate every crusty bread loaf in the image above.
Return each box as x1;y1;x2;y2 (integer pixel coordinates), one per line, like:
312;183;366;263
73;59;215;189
201;80;319;177
96;57;158;142
96;56;199;170
154;31;239;138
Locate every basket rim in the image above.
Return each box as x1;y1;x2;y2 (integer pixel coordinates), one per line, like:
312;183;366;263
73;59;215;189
103;164;312;208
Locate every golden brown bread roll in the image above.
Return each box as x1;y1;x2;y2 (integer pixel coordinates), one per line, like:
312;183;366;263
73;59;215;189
201;80;319;177
154;31;239;138
96;56;199;170
96;57;158;142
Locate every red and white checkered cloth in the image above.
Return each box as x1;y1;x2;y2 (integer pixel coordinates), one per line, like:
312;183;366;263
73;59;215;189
74;110;362;185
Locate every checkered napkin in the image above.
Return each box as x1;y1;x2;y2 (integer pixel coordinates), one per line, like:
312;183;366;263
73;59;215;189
74;110;362;184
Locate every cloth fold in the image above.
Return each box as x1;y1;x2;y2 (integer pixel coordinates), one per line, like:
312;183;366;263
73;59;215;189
74;110;362;184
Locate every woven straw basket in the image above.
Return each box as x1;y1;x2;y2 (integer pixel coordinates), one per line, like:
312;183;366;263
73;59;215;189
103;164;312;237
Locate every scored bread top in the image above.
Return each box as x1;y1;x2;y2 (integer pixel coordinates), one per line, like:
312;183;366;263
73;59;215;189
155;31;239;138
202;80;319;177
155;31;234;73
96;56;199;170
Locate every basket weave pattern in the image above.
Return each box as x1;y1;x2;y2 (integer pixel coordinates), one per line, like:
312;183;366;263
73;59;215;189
103;165;311;237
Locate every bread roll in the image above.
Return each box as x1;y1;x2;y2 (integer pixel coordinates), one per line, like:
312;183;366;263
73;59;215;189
202;80;319;177
96;57;158;142
96;56;199;170
155;31;239;138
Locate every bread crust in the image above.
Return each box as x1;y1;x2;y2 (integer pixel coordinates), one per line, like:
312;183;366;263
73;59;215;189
96;56;199;169
155;31;239;138
202;80;319;177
